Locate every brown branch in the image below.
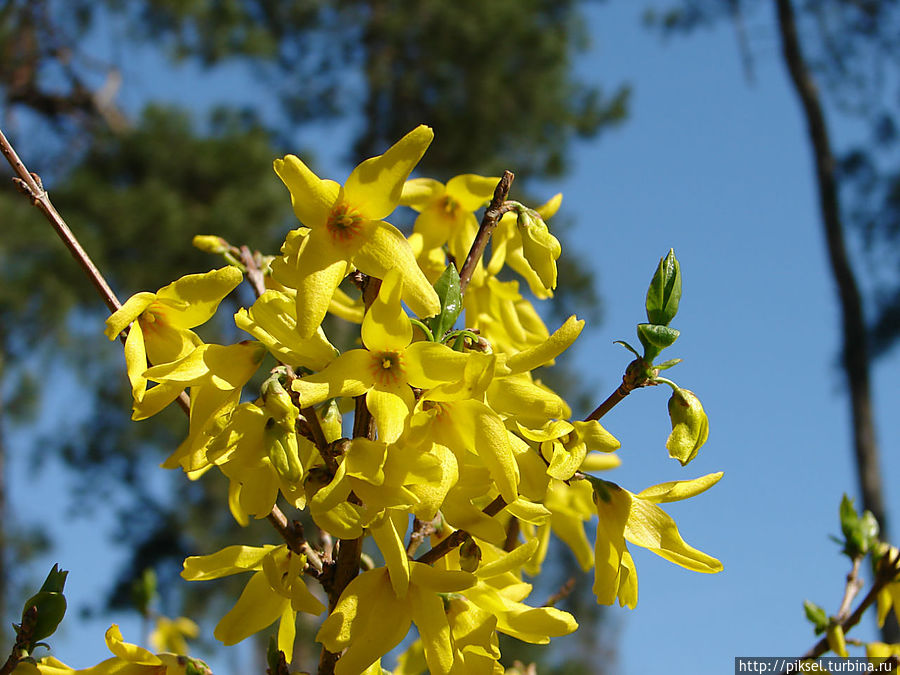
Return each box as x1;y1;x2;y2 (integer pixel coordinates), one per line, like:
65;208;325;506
543;577;576;607
775;0;896;643
1;126;121;316
584;358;657;422
265;512;323;577
415;495;507;565
458;171;515;293
238;245;267;298
836;557;863;621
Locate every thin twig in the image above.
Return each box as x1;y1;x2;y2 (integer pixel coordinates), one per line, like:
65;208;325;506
778;549;900;673
584;358;657;422
458;171;515;293
836;556;863;620
265;512;324;577
1;126;121;315
415;495;507;565
543;577;576;607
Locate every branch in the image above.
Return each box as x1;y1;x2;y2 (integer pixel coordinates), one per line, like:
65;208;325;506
415;495;507;565
458;171;515;293
778;549;900;673
584;358;657;421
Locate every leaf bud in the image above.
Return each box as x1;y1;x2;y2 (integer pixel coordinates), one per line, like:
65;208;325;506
666;388;709;466
645;249;682;326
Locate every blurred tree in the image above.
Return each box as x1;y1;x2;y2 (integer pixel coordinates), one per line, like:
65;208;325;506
643;0;900;643
0;0;627;671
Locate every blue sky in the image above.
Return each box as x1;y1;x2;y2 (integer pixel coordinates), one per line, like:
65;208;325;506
9;2;900;674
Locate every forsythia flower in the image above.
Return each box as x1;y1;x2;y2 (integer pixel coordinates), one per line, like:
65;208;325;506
592;473;724;608
666;387;710;466
149;616;199;656
18;625;210;674
292;269;482;442
400;173;499;264
272;125;441;337
182;545;325;661
316;563;475;675
104;267;243;413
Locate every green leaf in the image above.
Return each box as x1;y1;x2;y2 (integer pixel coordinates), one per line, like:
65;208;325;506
803;600;828;634
38;564;68;594
22;591;67;642
838;494;879;558
637;323;680;362
427;264;463;338
645;249;682;325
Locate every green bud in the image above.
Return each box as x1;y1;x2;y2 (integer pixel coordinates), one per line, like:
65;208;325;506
21;591;66;643
38;564;68;594
646;249;682;326
665;388;709;466
266;635;285;675
192;234;230;255
262;378;298;429
803;600;828;634
427;264;463;339
838;494;879;559
184;657;213;675
265;421;303;484
459;537;482;573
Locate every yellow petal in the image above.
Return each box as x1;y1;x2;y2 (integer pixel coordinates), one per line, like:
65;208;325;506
181;545;273;580
362;268;412;352
235;290;338;370
636;472;724;504
367;387;414;444
345;125;434;221
214;570;287;646
273;154;340;229
105;292;155;339
593;485;631;605
400;177;445;211
404;342;471;389
291;349;373;407
504;316;584;375
370;511;411;598
626;496;723;573
289;230;349;337
445;174;500;211
409;585;455;675
353;221;440;319
155;267;243;329
104;624;162;665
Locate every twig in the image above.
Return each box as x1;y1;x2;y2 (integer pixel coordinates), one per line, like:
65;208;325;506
0;126;122;316
415;495;507;565
778;549;900;673
584;358;656;422
458;171;515;293
543;577;576;607
265;512;323;577
238;245;267;298
406;517;436;557
836;556;863;620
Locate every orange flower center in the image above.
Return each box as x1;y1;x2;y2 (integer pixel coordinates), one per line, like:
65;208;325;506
139;303;169;335
370;350;405;386
327;202;363;243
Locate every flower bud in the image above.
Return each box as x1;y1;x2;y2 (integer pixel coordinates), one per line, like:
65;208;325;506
517;207;561;291
191;235;230;255
459;536;482;573
666;388;709;466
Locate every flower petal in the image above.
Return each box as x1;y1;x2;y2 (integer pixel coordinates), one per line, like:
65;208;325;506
362;269;412;352
155;267;244;329
291;349;374;408
105;292;155;339
635;472;724;504
274;155;340;229
345;125;434;221
182;545;274;580
353;221;440;319
214;571;287;646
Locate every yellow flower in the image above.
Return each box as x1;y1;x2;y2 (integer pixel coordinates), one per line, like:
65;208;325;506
666;387;710;466
291;269;482;442
517;418;619;482
104;267;243;408
272;125;441;337
182;544;325;662
149;616;199;656
316;563;475;675
592;473;724;608
488;194;562;298
25;624;209;674
400;173;499;263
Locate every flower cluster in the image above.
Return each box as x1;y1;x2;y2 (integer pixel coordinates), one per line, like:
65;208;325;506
99;125;722;673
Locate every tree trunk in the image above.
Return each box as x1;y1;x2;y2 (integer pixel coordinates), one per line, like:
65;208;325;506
775;0;898;643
